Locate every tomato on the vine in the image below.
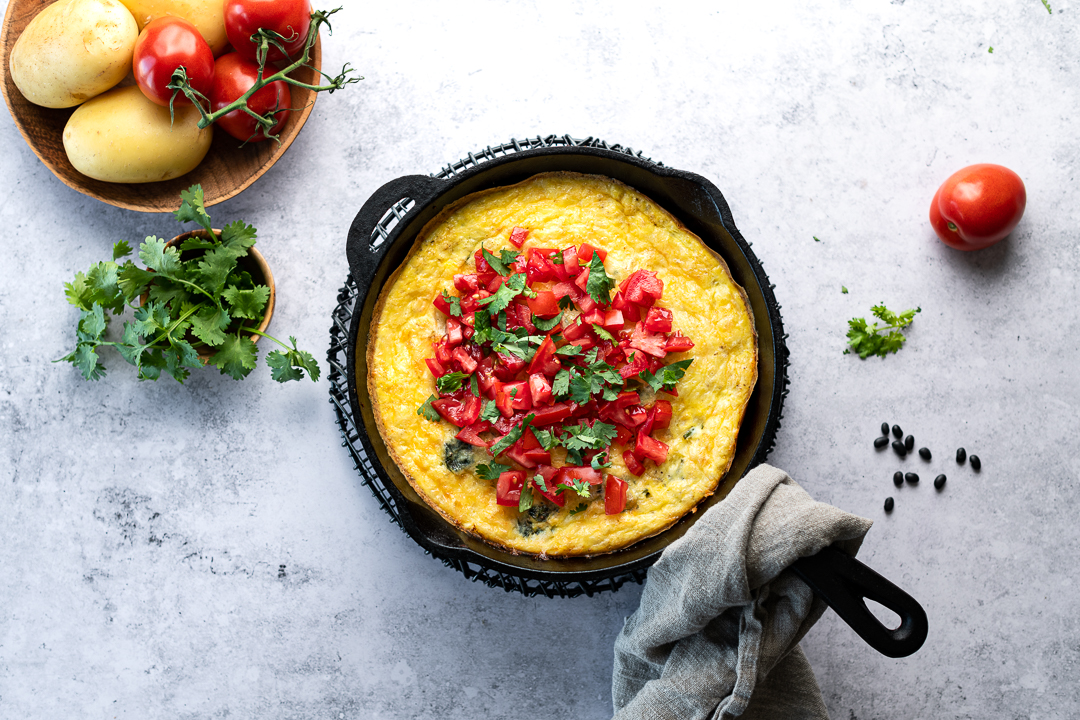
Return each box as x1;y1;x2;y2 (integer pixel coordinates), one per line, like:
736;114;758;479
133;17;215;107
223;0;313;65
210;52;292;142
929;163;1026;251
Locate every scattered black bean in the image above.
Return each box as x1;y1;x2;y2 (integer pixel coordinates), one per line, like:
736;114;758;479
934;474;947;490
905;472;919;484
919;447;931;460
892;424;903;439
884;497;895;512
893;471;904;487
874;436;889;449
881;422;890;436
904;434;915;452
892;440;907;456
956;447;967;463
969;455;981;471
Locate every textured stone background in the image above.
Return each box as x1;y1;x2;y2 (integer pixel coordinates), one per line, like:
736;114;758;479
2;1;1078;718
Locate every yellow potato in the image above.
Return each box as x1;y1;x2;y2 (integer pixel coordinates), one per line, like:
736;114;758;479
62;86;213;183
117;0;227;55
9;0;138;108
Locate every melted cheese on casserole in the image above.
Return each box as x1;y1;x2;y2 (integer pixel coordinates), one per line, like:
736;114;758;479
367;172;757;556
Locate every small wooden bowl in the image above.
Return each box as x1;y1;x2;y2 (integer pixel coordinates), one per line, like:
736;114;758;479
0;0;321;212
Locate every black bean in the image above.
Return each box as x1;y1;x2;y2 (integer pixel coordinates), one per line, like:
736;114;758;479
884;497;895;512
881;422;890;436
874;436;889;449
904;434;915;452
969;455;981;471
892;440;907;456
934;474;946;490
919;447;931;460
905;472;919;484
893;471;903;487
956;447;967;463
892;424;903;439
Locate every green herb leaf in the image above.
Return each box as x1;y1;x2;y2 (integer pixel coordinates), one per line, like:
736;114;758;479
533;312;563;332
561;421;618;451
476;461;512;481
591;324;616;343
174;185;214;236
552;368;572;398
642;359;694;392
586;253;615;305
490;414;535;457
222;285;269;320
532;427;558;451
568;503;588;515
845;303;921;359
112;241;133;261
436;371;470;393
556;343;584;357
417;394;441;421
266;336;321;382
442;289;462;317
479;273;528;314
556;479;591;498
518;486;534;512
841;286;849;294
208;334;258;380
480;399;501;422
482;246;512;276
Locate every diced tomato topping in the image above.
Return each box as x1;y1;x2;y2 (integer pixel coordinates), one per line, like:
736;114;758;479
530;402;575;426
622;450;645;476
576;292;598;313
456;423;492;448
614;424;633;446
434;340;453;366
493;412;525;435
605;474;628;514
602;308;624;332
624;269;663;307
509;226;529;248
574;267;591;293
629;321;669;358
562;246;579;275
635;431;669;464
425;357;447;378
433;293;455;316
432;394;481;428
486;274;505;293
665;331;695;353
562;317;591;341
643;306;673;334
527;290;561;318
494;351;527;380
577;243;608;263
618;350;649;380
496;470;525;506
529;373;552;406
651;400;673;429
525;253;556;284
558;465;605;485
452;346;478;373
531;465;566;506
582;307;605;326
527;334;562;377
454;274;480;293
610;291;641;322
569;336;597;352
445;317;464;347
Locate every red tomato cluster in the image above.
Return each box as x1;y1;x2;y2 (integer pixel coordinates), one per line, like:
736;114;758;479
131;0;311;142
424;228;696;515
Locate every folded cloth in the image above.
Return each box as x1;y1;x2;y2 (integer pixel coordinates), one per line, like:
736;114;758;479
612;464;873;720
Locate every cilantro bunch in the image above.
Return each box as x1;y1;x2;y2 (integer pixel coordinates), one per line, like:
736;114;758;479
60;186;320;384
845;303;921;359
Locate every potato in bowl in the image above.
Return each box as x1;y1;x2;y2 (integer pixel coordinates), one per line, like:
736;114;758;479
367;172;758;557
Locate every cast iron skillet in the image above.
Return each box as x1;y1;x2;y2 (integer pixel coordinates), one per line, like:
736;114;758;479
344;145;927;658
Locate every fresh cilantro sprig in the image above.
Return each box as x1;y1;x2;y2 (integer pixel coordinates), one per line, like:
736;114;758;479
476;461;512;480
435;371;470;394
586;253;615;305
642;359;694;393
845;303;921;359
489;414;535;457
59;185;320;384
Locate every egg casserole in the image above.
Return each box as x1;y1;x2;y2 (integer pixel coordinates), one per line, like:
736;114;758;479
367;172;757;557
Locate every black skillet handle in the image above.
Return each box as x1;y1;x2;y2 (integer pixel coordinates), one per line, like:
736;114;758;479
346;174;446;285
791;546;928;658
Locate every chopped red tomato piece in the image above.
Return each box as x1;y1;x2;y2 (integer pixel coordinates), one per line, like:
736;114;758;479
643;306;673;333
530;402;575;426
474;248;495;274
635;431;669;464
577;243;608;262
622;450;645;476
454;273;480;293
624;269;663;306
602;308;624;332
558;465;605;485
611;291;641;322
605;474;628;514
433;293;456;317
496;470;525;506
432;394;481;428
562;317;591;341
618;351;649;380
629;321;668;358
651;400;673;429
456;423;492;448
445;317;464;347
531;465;566;507
425;357;447;378
527;334;563;377
561;246;579;276
509;226;530;248
527;290;561;317
665;332;695;353
452;346;478;373
528;373;552;406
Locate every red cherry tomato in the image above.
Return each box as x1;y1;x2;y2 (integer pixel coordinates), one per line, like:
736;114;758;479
133;17;215;107
210;52;292;142
223;0;312;65
929;164;1026;250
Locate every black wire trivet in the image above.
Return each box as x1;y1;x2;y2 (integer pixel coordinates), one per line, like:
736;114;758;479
327;134;788;598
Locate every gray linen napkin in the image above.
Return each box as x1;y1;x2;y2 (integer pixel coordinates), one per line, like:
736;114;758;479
612;464;873;720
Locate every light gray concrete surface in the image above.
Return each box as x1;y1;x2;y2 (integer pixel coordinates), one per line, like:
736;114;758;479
2;1;1078;718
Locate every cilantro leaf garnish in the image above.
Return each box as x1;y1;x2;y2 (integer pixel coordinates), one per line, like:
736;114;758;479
557;479;591;498
482;246;512;276
642;359;694;392
586;253;615;305
469;373;480;397
845;304;921;359
479;273;528;314
518;486;534;512
533;312;563;333
532;427;558;451
568;503;588;515
557;295;575;310
556;343;584;357
591;452;612;470
561;421;618;451
591;324;616;343
435;371;470;393
476;461;512;481
552;368;572;398
417;394;441;421
489;414;535;457
266;336;321;382
532;472;551;493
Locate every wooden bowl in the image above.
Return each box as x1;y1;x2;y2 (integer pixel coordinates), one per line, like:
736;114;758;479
0;0;321;212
